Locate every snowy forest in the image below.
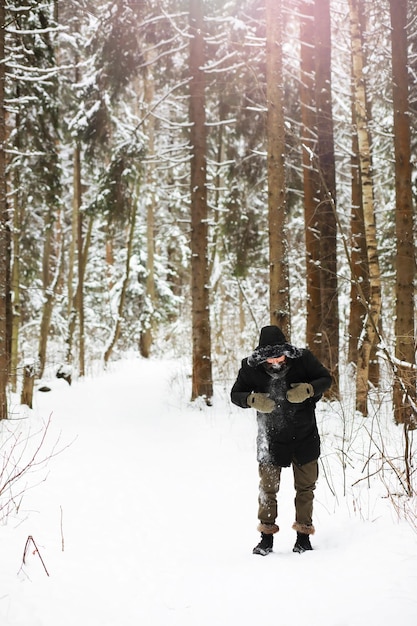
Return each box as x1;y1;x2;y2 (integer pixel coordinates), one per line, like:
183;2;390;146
0;0;416;431
2;3;417;620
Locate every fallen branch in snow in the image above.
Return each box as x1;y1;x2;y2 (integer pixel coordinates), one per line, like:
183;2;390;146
21;535;50;577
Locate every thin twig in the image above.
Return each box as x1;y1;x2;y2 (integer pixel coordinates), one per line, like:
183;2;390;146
60;505;65;552
22;535;50;577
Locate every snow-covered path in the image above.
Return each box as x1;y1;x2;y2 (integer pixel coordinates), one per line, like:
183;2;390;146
1;358;417;625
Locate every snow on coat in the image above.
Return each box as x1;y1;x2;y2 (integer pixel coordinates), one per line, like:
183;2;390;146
231;344;332;467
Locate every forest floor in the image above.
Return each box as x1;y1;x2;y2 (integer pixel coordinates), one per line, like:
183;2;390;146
1;356;417;625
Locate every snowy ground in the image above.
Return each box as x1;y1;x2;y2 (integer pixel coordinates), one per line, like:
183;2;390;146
1;357;417;626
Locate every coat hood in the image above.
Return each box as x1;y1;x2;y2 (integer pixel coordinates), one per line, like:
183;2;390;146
247;325;302;367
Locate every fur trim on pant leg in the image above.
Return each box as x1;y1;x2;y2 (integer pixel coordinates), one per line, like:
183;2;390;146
257;522;279;534
292;521;315;535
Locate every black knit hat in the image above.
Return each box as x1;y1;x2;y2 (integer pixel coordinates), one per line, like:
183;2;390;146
257;325;286;347
247;325;302;367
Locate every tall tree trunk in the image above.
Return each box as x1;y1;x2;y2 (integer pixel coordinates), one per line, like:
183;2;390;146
66;54;87;376
105;224;115;292
10;202;21;393
349;0;382;416
66;141;89;377
389;0;416;426
314;0;339;394
348;2;379;386
266;0;290;336
66;202;93;378
66;145;80;365
348;119;368;364
189;0;213;403
348;2;368;366
38;210;64;378
348;136;381;383
104;198;137;364
0;0;9;419
10;119;23;392
299;1;321;349
75;145;86;377
140;59;156;358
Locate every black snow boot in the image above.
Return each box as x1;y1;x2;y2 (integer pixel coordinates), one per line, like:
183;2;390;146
293;532;313;553
253;532;274;556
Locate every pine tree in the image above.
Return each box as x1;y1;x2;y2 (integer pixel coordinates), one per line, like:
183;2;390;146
189;0;213;403
389;0;416;426
314;0;339;394
266;0;290;335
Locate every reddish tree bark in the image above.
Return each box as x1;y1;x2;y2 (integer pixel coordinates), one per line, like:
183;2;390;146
189;0;213;403
389;0;416;426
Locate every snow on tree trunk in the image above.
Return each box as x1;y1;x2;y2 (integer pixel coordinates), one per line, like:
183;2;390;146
300;0;321;350
348;2;380;386
66;139;85;376
66;141;93;380
349;0;382;416
10;165;22;393
104;199;137;365
0;0;8;419
348;109;367;366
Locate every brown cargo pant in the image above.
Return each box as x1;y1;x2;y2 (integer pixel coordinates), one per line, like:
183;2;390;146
258;459;318;527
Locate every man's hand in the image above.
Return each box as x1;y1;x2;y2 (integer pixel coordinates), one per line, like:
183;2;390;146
247;393;275;413
286;383;314;403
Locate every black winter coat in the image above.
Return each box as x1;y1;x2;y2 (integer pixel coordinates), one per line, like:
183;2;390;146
231;349;331;467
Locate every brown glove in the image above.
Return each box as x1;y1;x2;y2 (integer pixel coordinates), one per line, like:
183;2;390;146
286;383;314;403
247;393;275;413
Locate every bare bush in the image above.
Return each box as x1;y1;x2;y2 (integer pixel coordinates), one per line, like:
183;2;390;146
0;413;66;523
